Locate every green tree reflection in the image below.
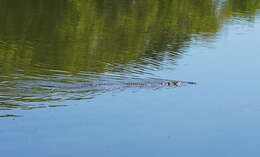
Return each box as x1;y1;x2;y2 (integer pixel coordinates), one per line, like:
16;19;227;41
0;0;259;110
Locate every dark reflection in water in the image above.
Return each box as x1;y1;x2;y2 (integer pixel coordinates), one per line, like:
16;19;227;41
0;0;260;110
0;114;22;118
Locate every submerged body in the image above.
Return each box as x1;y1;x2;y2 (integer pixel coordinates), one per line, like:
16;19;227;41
71;80;197;91
122;80;196;87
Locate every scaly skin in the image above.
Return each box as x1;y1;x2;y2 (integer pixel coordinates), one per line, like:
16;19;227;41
82;80;196;87
58;80;197;91
122;80;196;87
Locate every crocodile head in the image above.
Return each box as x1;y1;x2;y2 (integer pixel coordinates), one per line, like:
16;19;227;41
163;81;197;86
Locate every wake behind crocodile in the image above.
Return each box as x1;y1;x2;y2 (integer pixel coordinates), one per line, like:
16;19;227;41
0;78;197;109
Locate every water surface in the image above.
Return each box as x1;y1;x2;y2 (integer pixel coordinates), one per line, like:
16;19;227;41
1;0;260;156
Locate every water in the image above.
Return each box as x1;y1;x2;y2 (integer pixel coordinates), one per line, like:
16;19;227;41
0;0;260;156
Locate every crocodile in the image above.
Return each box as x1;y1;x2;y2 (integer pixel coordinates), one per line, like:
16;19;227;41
63;79;197;91
90;80;195;87
126;80;196;86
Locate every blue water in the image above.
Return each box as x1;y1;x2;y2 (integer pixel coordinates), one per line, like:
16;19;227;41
1;2;260;157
